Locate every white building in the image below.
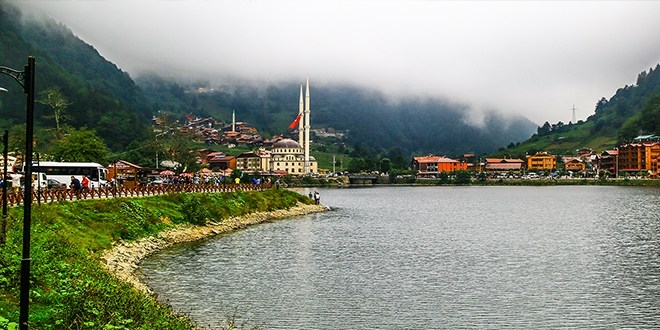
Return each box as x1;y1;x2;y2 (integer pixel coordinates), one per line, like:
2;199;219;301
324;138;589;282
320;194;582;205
270;139;317;175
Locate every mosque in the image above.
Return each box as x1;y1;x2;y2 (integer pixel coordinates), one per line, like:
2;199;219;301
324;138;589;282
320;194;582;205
268;77;318;175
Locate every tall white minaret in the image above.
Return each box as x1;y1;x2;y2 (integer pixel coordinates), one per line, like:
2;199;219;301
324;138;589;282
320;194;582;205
232;109;236;132
304;77;311;174
298;85;304;147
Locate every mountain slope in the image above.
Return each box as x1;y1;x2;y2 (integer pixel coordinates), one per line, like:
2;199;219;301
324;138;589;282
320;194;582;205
0;4;151;151
490;64;660;158
138;76;538;156
3;2;537;158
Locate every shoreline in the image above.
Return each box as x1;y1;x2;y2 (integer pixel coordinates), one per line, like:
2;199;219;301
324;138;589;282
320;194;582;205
100;202;328;294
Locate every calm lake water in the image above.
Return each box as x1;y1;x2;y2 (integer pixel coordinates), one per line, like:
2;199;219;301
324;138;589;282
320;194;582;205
140;186;660;329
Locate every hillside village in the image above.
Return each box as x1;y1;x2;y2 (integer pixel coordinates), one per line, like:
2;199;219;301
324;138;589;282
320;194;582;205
130;108;660;184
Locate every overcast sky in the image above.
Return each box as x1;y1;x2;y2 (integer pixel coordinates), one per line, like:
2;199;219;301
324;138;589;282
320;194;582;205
12;0;660;125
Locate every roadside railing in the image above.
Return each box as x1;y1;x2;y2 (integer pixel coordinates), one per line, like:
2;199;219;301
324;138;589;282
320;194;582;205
3;183;272;206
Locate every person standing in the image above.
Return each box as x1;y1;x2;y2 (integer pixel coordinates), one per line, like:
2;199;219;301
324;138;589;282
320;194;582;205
11;172;21;194
81;175;90;191
314;191;320;205
70;176;81;194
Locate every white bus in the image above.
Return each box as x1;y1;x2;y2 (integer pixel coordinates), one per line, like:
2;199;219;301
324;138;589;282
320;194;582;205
29;162;108;189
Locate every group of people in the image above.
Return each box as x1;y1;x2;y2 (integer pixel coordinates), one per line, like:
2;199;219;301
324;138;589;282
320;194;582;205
70;175;90;192
309;190;321;205
0;172;34;193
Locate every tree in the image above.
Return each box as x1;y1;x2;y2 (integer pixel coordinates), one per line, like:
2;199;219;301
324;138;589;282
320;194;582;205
637;93;660;134
49;127;110;164
537;122;551;135
453;170;472;184
379;158;391;173
38;87;72;134
348;158;367;173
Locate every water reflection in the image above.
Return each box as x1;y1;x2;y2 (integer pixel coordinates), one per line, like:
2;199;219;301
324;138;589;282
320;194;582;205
141;186;660;329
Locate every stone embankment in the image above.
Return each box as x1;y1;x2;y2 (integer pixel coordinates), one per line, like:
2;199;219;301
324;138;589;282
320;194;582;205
100;202;328;294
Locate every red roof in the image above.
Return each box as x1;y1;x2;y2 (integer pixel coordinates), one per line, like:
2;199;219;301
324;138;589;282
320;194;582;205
485;158;524;163
109;160;142;170
414;156;460;163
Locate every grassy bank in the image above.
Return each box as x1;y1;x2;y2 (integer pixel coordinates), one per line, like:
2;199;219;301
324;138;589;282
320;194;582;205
0;189;312;329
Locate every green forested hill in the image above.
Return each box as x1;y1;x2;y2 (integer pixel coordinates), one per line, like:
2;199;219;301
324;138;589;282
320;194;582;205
490;64;660;158
0;4;151;151
138;76;538;157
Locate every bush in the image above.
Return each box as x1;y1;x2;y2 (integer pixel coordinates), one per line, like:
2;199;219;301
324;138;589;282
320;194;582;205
180;193;213;226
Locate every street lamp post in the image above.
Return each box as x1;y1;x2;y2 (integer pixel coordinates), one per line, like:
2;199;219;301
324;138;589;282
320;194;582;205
1;56;36;330
1;130;8;245
0;88;7;245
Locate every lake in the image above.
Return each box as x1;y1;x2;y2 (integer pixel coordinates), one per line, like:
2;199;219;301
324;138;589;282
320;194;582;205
140;186;660;329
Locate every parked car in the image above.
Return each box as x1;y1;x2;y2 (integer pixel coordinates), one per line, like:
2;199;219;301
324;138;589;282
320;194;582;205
47;178;67;189
149;178;170;186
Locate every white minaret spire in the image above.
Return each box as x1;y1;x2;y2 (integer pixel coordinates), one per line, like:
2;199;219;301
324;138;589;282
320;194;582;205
232;109;236;132
298;84;304;147
304;76;311;174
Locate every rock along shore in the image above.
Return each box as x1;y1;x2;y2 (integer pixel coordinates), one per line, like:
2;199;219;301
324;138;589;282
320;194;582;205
100;202;328;294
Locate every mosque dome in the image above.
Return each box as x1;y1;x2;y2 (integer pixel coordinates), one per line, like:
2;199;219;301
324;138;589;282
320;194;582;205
273;138;302;149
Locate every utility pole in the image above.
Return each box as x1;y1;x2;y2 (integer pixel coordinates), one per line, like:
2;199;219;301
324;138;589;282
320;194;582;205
571;104;577;124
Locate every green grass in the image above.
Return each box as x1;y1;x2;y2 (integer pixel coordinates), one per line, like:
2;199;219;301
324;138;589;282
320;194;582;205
0;189;311;329
492;121;619;157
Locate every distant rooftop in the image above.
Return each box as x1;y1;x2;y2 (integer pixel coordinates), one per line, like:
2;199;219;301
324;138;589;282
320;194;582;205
632;135;660;142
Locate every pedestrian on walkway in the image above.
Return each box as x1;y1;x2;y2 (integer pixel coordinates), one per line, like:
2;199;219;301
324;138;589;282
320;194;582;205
70;176;81;194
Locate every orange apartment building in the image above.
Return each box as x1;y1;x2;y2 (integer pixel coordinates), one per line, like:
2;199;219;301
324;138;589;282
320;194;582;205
617;140;660;175
412;155;469;178
527;152;557;171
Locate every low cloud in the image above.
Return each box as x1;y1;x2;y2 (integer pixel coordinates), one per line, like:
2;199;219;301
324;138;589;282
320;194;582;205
12;0;660;125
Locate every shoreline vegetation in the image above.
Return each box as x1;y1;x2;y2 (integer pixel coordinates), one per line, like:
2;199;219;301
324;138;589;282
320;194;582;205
0;188;326;330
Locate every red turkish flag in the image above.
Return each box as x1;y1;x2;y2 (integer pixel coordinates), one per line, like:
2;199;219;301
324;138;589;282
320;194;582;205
288;113;302;129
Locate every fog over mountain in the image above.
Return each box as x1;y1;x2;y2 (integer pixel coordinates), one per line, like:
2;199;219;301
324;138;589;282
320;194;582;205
11;0;660;126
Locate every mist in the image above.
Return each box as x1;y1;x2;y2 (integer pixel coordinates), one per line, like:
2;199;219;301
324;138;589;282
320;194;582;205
11;0;660;125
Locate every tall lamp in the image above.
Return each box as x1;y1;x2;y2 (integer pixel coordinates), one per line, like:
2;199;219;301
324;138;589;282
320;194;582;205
1;56;36;330
0;88;7;245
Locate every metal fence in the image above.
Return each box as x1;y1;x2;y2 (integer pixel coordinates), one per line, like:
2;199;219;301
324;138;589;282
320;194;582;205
4;183;272;206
